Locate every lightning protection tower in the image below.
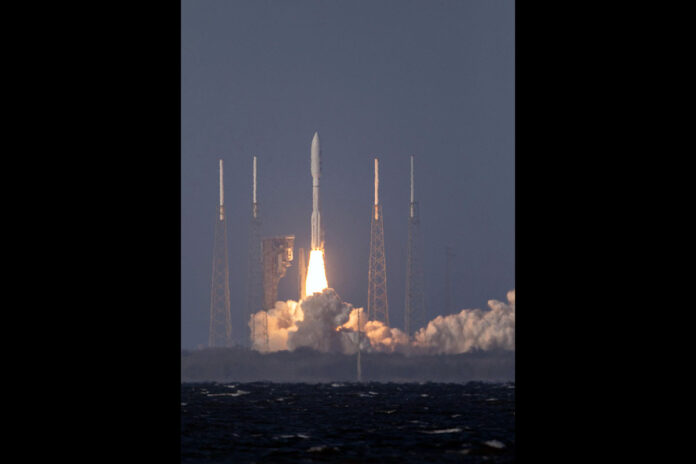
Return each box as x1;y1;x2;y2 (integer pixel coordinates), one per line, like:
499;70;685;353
405;155;425;336
246;156;264;348
368;158;389;325
209;159;233;348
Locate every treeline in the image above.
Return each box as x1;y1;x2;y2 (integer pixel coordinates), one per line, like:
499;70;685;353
181;347;514;383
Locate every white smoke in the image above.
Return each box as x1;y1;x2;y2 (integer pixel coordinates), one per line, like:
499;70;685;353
340;311;411;353
413;290;515;354
249;299;303;352
250;289;361;353
250;288;515;355
288;289;357;353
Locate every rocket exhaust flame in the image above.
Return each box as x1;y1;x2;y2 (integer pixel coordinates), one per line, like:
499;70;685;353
305;249;328;296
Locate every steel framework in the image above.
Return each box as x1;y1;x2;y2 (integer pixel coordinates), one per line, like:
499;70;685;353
262;236;295;313
405;155;425;335
247;214;263;347
209;160;232;347
368;159;389;324
246;156;265;348
405;203;425;335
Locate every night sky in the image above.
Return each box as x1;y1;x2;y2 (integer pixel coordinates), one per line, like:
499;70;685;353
181;0;514;349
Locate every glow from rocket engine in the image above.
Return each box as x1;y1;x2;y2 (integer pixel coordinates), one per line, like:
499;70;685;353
305;249;328;296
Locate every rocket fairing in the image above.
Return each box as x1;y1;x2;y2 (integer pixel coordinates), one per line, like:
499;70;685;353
310;132;322;250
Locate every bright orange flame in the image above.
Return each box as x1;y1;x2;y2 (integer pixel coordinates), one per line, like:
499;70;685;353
305;249;328;296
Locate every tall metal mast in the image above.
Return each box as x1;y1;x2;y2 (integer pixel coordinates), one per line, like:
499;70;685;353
209;159;233;347
405;155;425;336
368;158;389;325
246;156;264;349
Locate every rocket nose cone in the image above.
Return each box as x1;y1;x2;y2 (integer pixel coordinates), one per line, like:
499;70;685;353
312;132;320;146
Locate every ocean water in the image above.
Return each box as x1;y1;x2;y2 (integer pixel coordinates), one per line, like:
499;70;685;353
181;381;515;463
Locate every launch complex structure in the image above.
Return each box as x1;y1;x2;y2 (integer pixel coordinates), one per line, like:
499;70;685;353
209;160;233;348
366;155;426;334
246;157;294;352
367;158;389;325
209;156;295;350
208;134;427;349
404;155;425;336
246;156;264;349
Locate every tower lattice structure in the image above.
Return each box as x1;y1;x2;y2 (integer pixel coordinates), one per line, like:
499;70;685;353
405;155;425;336
405;202;425;336
368;158;389;325
246;213;263;348
262;236;295;311
209;159;232;348
247;156;265;349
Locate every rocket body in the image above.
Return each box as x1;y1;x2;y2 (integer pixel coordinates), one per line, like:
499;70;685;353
310;132;322;249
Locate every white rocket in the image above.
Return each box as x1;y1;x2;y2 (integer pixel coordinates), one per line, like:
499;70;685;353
310;132;322;250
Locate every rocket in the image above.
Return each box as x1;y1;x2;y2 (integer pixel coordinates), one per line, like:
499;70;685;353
310;132;322;249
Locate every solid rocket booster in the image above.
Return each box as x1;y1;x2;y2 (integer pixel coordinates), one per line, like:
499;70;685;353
310;132;322;249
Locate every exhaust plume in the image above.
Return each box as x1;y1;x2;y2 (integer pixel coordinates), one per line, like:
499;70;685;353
305;249;328;296
413;290;515;354
250;288;515;355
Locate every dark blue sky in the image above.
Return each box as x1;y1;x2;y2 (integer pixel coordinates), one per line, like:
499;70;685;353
181;0;514;349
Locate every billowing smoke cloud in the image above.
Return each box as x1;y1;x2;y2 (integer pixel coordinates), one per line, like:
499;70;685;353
288;289;358;353
250;288;515;355
339;310;411;353
250;289;361;353
249;299;303;352
413;290;515;354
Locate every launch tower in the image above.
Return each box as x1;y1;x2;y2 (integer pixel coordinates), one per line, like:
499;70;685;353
405;155;425;335
209;159;233;347
368;158;389;325
246;156;264;347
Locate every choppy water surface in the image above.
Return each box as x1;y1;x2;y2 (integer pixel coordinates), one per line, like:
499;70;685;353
181;382;514;463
